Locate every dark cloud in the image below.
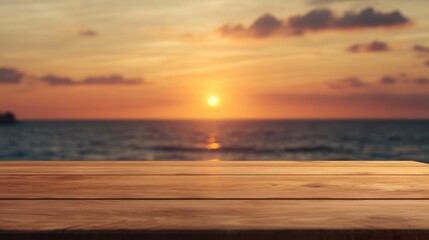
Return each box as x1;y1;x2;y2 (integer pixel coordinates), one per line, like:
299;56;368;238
333;7;409;28
289;9;334;30
347;40;390;53
379;76;397;85
218;14;294;38
289;7;409;31
327;77;366;89
414;77;429;85
219;7;409;39
308;0;361;5
79;29;98;37
0;67;25;84
250;14;284;38
413;44;429;53
367;41;390;52
40;74;144;86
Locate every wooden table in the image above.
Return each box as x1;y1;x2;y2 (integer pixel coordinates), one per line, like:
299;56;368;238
1;161;429;239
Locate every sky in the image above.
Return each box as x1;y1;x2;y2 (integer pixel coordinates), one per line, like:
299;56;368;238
1;0;429;119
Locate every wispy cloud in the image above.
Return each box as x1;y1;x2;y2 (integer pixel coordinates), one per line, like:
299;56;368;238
411;44;429;67
0;66;144;87
413;77;429;85
40;74;144;86
79;29;98;37
327;77;367;89
413;44;429;53
347;40;390;53
328;74;429;89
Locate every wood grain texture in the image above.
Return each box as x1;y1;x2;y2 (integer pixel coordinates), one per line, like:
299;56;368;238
2;200;429;230
1;175;429;199
0;161;426;175
1;161;428;240
1;161;423;167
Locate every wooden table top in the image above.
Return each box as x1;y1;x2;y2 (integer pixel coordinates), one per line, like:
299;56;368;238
1;160;429;240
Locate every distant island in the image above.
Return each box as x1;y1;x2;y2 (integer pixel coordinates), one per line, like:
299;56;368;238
0;112;17;124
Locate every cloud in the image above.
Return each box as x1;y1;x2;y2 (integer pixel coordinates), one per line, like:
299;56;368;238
347;40;390;53
395;73;429;85
308;0;362;5
249;14;284;38
83;75;143;85
40;75;74;86
0;67;25;84
332;7;409;28
411;45;429;67
414;77;429;85
218;7;410;39
79;29;98;37
0;66;145;87
289;9;334;31
39;74;144;86
328;74;429;89
327;77;367;89
413;44;429;53
289;7;409;30
218;14;297;39
379;75;397;85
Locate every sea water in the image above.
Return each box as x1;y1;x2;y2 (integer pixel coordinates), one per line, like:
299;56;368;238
0;120;428;162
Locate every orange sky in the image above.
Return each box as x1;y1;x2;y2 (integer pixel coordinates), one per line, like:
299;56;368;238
1;0;429;119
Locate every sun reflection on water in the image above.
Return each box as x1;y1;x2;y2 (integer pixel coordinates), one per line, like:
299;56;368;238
207;135;221;150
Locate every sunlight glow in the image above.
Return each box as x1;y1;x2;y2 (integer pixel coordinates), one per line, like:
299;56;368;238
207;96;220;107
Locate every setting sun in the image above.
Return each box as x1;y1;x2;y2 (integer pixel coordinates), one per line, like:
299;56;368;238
207;96;220;107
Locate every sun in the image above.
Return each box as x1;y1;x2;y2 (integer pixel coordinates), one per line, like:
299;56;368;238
207;95;220;107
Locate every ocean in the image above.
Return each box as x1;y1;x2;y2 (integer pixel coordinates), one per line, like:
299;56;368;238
0;120;428;162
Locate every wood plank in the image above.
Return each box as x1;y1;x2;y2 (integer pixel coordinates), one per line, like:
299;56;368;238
1;175;429;199
2;200;429;230
1;161;428;239
0;161;424;167
0;161;427;175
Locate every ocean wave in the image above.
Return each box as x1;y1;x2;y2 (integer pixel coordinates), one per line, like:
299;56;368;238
283;146;335;152
149;145;341;154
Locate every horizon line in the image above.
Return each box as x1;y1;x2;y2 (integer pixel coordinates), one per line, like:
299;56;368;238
16;118;429;121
